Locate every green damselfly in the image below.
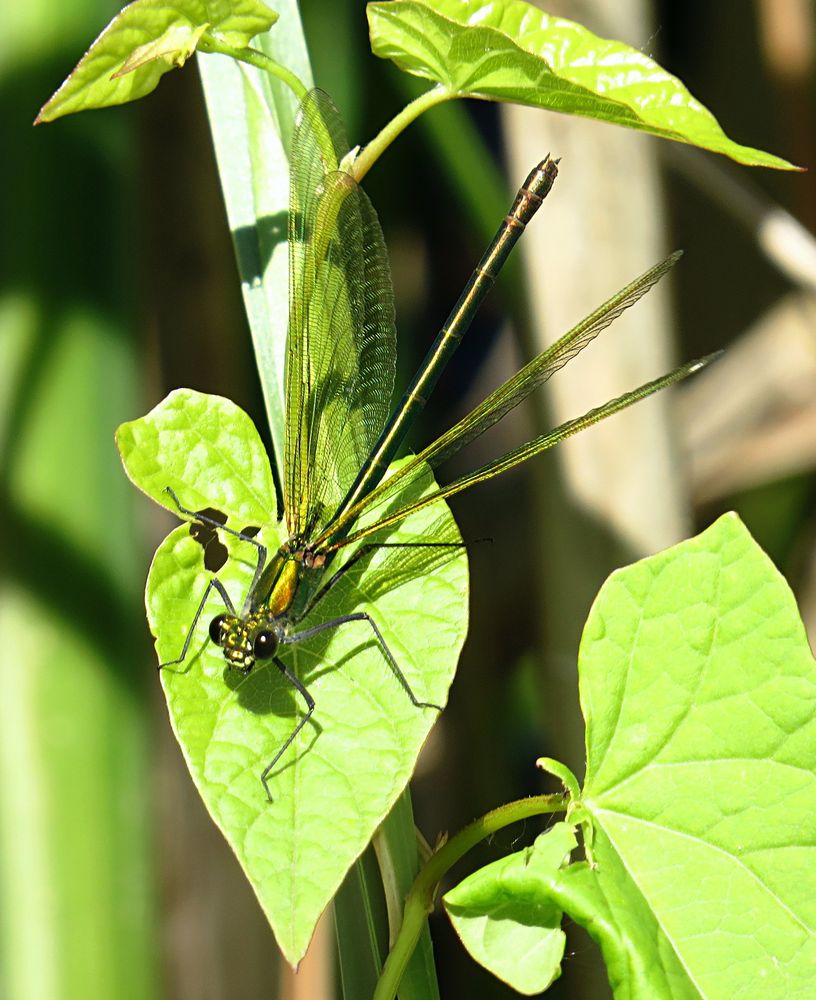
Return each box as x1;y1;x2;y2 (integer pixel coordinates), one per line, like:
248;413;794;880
162;91;715;799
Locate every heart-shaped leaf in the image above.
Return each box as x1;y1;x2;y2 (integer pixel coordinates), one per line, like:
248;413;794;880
117;389;467;964
368;0;796;170
36;0;278;123
552;513;816;997
440;516;816;996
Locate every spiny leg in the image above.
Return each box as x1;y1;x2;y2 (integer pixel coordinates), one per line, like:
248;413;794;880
164;487;264;546
260;656;316;801
286;540;465;711
160;576;235;670
283;611;442;711
259;543;464;794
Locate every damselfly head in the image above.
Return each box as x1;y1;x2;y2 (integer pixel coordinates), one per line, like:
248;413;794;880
209;611;280;673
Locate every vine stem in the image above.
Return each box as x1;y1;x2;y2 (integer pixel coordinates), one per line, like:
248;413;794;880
352;85;455;183
199;38;454;185
373;793;569;1000
198;35;309;102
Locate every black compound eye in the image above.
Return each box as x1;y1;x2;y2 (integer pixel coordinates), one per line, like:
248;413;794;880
253;629;277;659
209;613;228;645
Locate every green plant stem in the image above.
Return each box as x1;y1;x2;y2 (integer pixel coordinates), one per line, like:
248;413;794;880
373;793;568;1000
352;86;455;183
197;43;451;186
537;756;581;801
198;35;308;101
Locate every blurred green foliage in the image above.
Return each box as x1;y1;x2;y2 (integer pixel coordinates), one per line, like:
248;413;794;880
1;2;157;998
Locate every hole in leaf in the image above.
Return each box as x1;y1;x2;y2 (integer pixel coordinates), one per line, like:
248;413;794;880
190;507;228;572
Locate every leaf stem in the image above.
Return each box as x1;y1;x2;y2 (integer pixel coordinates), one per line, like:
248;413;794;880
198;35;308;101
352;86;455;183
372;793;568;1000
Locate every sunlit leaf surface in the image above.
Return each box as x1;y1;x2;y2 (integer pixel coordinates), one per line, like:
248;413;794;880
444;824;575;995
36;0;278;123
556;514;816;998
368;0;796;169
117;389;467;964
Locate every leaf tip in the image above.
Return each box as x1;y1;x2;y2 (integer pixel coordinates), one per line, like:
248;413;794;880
33;99;56;125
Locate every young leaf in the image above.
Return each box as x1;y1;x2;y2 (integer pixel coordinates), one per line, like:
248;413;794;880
547;830;700;999
552;513;816;997
112;23;210;78
36;0;278;124
443;823;576;995
117;389;468;966
367;0;797;170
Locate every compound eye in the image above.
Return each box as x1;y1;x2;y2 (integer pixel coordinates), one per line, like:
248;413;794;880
253;629;277;659
209;613;228;645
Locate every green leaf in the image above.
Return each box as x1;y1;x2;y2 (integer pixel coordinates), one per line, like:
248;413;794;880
557;513;816;998
112;22;210;78
1;303;158;998
367;0;797;170
546;831;699;1000
36;0;278;123
116;387;277;524
443;823;575;995
197;0;313;465
116;389;468;965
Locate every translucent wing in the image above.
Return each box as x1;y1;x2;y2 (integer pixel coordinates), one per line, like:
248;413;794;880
285;90;396;540
329;354;717;550
316;253;681;547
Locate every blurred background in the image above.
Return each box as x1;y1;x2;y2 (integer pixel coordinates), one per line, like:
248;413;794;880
2;0;815;997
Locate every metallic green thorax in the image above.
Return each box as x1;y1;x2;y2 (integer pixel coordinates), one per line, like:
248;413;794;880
255;547;325;622
253;551;299;615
